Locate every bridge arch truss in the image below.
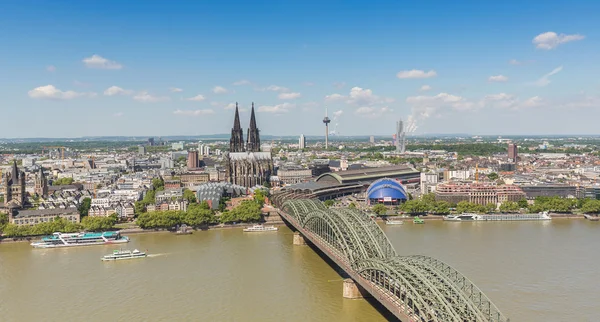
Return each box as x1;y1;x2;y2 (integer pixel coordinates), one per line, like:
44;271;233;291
281;199;508;322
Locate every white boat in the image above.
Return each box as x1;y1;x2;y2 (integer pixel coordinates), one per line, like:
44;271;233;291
243;224;278;232
480;212;551;221
444;213;483;221
386;220;404;225
101;249;147;261
31;231;130;249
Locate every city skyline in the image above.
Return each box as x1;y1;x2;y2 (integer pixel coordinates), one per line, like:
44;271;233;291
1;1;600;137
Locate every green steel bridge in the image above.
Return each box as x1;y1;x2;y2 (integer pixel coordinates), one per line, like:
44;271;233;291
276;198;509;322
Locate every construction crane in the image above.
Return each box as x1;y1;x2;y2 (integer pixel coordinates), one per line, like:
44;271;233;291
42;146;66;160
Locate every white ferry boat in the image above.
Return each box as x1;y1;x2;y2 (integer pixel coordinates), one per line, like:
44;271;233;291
31;231;130;249
386;220;404;225
444;213;483;221
243;224;278;232
102;249;147;261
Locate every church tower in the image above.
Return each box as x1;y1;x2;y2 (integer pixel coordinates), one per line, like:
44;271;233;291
35;167;49;198
246;103;261;152
229;103;245;152
3;160;26;207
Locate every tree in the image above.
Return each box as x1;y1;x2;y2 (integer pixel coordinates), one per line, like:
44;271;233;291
499;201;519;213
431;201;451;215
517;198;528;209
78;197;92;217
324;200;334;208
487;172;499;181
52;177;74;186
253;189;266;207
199;200;211;210
81;215;117;231
0;213;8;231
400;200;428;214
348;202;357;209
184;204;215;227
183;189;197;204
456;201;487;214
581;199;600;214
152;177;164;191
372;204;388;216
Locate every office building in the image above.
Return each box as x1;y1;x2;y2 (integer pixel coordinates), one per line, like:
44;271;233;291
299;134;306;149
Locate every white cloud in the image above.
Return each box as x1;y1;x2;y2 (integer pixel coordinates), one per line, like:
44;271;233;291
333;82;346;89
396;69;437;79
521;96;543;108
257;103;295;113
325;93;345;101
531;66;563;87
406;92;474;119
104;86;133;96
355;106;393;118
170;87;183;93
346;86;393;106
82;54;123;69
420;85;432;92
233;80;252;86
187;94;206;101
509;59;535;66
262;85;290;92
113;112;124;117
173;109;215;116
333;110;343;117
480;93;544;110
533;32;585;50
28;85;93;100
488;75;508;82
278;92;301;100
46;65;56;72
224;103;236;110
133;91;169;103
212;86;228;94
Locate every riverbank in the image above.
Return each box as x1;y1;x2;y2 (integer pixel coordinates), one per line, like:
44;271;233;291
0;220;288;244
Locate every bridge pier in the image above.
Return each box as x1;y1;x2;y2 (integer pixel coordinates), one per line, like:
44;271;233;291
293;232;307;245
343;279;371;299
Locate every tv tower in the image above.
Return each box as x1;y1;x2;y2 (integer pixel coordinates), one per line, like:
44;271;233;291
323;108;331;149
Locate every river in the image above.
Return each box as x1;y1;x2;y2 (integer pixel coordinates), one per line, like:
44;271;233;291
0;219;598;321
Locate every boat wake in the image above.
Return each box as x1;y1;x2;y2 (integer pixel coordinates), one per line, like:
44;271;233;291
147;253;168;258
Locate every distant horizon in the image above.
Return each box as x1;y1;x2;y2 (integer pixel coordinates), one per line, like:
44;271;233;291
1;133;600;143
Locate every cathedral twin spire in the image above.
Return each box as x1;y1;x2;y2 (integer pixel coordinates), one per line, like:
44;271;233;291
229;102;260;153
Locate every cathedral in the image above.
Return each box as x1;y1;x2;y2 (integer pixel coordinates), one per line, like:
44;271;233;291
2;161;26;208
225;103;273;188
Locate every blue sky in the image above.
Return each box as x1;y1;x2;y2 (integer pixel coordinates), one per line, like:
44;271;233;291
1;0;599;138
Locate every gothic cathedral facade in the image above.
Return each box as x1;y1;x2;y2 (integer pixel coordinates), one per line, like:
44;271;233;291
225;103;273;187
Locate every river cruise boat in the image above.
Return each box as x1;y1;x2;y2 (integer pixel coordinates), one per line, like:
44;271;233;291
444;213;483;221
480;212;551;221
101;249;147;261
31;231;130;249
386;220;404;225
243;224;278;232
413;217;425;224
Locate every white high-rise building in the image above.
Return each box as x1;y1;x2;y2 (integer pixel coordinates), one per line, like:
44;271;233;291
396;120;406;153
299;134;306;149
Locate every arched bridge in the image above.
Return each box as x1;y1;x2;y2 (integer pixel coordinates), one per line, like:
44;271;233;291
278;198;508;322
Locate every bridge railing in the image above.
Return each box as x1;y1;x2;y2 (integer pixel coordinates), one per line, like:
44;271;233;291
280;199;509;322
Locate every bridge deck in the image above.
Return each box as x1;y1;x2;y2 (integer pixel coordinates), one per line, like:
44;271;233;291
276;199;509;322
279;210;416;321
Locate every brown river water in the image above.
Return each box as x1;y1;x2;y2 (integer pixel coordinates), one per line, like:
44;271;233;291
0;219;598;321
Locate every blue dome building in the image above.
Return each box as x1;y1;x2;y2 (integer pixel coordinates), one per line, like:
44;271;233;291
366;178;408;205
